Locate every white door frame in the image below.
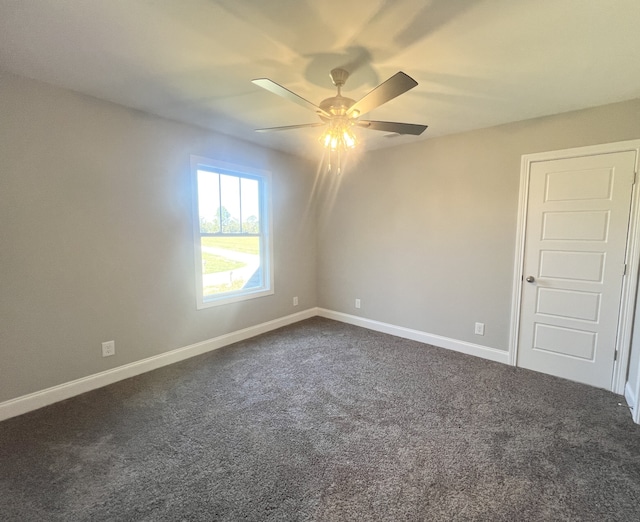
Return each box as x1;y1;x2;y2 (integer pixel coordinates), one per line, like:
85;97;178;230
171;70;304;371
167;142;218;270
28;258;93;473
509;139;640;395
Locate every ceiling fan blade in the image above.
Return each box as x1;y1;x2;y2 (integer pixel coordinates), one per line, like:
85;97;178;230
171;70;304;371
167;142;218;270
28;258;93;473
356;120;427;136
255;122;326;133
252;78;331;118
347;72;418;117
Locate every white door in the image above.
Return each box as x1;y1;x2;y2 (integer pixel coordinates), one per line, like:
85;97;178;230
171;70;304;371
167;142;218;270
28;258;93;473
517;151;636;389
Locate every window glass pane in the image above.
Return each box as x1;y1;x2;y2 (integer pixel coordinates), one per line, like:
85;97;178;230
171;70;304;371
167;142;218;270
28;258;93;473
241;177;260;233
192;156;271;309
201;236;262;298
220;174;241;233
197;170;220;233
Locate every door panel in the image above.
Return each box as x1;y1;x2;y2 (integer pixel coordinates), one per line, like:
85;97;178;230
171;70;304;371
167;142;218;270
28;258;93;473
536;288;600;321
544;167;613;201
533;323;596;360
542;211;609;241
538;250;605;281
517;151;636;389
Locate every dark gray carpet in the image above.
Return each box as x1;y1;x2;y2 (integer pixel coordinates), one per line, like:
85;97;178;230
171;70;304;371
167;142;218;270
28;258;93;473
2;317;640;521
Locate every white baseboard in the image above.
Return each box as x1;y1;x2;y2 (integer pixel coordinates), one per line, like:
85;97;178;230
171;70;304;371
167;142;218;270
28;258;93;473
6;305;636;425
0;308;318;422
1;307;512;422
317;308;510;364
625;381;637;416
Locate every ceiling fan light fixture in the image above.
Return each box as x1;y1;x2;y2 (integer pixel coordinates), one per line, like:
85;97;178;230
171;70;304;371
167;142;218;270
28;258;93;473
343;129;356;149
320;119;357;152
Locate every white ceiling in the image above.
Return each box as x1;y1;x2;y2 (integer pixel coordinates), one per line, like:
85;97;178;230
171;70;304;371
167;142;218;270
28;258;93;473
1;0;640;158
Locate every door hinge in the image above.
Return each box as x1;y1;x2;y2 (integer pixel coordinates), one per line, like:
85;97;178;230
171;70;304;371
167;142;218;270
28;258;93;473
614;350;618;361
634;171;638;185
624;263;628;275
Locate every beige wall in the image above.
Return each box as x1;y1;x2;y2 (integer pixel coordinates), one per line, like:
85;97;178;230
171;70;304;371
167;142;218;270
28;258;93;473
316;99;640;351
0;72;317;402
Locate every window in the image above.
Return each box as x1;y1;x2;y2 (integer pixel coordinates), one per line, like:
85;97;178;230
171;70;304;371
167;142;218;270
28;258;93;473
191;156;273;308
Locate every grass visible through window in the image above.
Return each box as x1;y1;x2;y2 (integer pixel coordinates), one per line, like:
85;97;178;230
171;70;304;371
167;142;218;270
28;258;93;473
200;236;261;296
202;236;259;255
202;253;244;274
204;280;246;296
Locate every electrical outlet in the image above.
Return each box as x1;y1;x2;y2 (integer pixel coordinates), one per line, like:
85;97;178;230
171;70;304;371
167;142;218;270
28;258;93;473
474;322;485;336
355;298;361;309
293;296;299;306
102;340;115;357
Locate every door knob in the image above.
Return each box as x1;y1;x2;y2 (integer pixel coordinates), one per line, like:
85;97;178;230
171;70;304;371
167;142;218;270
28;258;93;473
526;276;535;283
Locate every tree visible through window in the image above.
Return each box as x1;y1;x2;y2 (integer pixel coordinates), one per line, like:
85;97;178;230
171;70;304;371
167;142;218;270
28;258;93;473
192;157;272;308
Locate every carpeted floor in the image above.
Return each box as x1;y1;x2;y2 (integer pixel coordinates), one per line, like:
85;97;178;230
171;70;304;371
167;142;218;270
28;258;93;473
1;317;640;521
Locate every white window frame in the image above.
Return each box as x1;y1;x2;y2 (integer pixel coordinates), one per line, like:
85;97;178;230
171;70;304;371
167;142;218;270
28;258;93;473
191;155;274;309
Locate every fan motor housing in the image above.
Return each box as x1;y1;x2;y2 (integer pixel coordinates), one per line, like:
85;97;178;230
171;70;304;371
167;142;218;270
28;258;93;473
319;95;356;120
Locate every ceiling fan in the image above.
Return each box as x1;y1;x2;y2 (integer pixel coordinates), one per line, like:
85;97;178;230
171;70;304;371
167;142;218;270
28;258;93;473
251;68;428;167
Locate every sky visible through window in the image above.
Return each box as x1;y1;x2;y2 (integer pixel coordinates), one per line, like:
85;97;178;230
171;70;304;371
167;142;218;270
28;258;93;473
197;169;260;230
